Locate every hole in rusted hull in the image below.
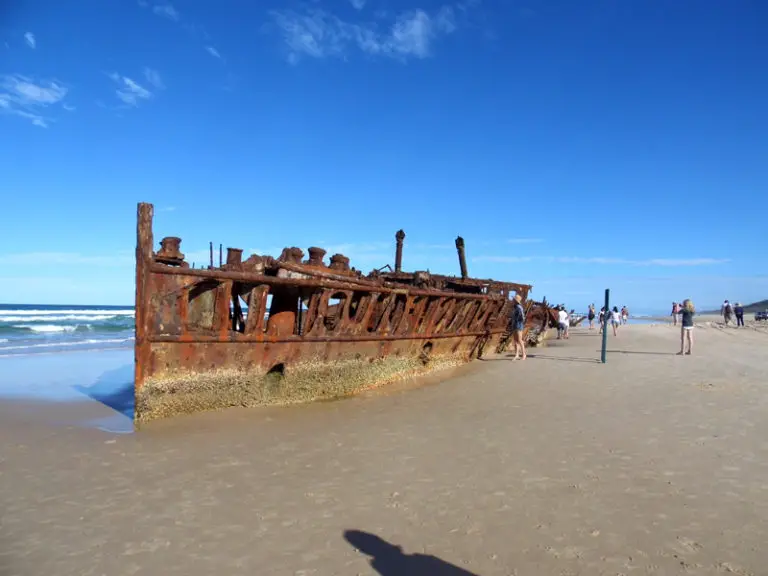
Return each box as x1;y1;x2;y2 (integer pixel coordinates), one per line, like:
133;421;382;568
420;341;434;365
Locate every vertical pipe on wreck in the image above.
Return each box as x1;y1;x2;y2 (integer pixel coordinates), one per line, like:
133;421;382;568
395;229;405;273
219;244;223;267
209;242;213;269
135;203;154;392
455;236;468;279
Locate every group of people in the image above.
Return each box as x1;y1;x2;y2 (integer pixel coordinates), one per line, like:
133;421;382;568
586;304;629;336
720;300;746;327
672;299;745;329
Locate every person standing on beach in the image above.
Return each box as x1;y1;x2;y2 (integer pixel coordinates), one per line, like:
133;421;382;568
510;293;527;360
587;304;596;330
678;299;695;355
610;306;621;336
672;301;680;326
598;307;606;334
721;300;733;326
734;302;745;327
557;306;570;339
621;306;629;325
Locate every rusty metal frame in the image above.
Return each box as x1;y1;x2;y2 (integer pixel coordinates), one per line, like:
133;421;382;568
134;202;542;418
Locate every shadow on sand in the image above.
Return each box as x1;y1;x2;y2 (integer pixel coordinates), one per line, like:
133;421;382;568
344;530;479;575
601;350;677;356
526;354;600;364
74;363;134;419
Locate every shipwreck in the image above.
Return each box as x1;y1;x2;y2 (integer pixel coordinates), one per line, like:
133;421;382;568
134;202;551;422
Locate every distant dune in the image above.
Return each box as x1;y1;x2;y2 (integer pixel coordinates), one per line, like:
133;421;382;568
704;299;768;314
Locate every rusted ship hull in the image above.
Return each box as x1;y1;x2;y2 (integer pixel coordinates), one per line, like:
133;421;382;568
134;203;538;422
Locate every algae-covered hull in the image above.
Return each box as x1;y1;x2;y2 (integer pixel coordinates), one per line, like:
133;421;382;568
134;203;538;422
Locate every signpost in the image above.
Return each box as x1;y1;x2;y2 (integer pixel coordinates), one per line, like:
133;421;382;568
601;288;610;363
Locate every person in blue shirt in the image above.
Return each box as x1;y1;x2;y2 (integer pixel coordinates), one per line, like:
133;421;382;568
734;302;745;327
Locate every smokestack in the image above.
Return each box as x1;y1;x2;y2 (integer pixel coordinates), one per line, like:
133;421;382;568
455;236;468;279
395;229;405;273
226;248;243;267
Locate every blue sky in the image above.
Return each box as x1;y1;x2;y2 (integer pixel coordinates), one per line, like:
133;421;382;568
1;0;766;311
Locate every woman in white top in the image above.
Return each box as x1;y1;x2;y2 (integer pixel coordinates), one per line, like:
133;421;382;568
557;307;569;339
610;306;621;336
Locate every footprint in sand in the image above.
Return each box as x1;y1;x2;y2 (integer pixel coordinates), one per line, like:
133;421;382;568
673;536;703;555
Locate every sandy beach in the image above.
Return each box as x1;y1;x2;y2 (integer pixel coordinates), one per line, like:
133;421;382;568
1;320;767;575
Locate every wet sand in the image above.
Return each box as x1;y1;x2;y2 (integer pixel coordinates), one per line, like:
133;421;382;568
1;323;767;575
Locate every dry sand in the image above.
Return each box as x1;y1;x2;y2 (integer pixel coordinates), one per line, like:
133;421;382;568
1;321;767;575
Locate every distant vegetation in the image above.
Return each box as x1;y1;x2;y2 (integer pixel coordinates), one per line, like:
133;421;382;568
744;300;768;312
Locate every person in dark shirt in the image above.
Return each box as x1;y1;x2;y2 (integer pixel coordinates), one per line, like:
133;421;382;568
510;293;527;360
734;302;745;327
677;298;695;355
587;303;596;330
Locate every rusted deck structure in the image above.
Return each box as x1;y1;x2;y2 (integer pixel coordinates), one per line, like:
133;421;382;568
134;202;542;422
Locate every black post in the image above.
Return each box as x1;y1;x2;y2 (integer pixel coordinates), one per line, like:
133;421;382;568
209;242;213;269
601;288;610;363
219;244;223;267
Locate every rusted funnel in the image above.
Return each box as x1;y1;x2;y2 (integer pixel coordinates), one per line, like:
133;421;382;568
226;247;243;266
395;229;405;273
455;236;467;279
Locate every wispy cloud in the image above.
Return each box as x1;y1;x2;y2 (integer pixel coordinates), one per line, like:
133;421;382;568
205;45;222;59
152;3;179;21
108;70;163;107
0;74;68;128
506;238;544;244
24;32;36;49
271;4;459;63
143;67;164;89
473;255;730;267
473;256;536;263
0;252;133;267
350;0;367;10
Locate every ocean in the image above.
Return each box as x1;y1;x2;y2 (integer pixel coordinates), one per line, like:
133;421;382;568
0;303;135;357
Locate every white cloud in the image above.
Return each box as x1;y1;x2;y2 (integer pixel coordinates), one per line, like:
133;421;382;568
551;257;730;267
108;72;156;107
0;252;134;267
350;0;367;10
205;45;222;59
24;32;36;49
473;255;730;267
0;74;68;127
271;4;459;63
152;3;179;21
62;103;76;111
143;67;164;89
506;238;544;244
